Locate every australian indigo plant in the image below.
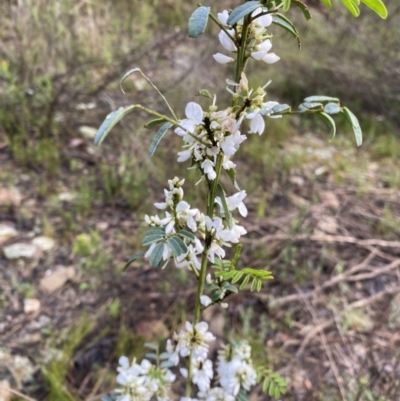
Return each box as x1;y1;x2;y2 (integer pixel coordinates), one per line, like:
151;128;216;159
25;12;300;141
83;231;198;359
95;0;388;399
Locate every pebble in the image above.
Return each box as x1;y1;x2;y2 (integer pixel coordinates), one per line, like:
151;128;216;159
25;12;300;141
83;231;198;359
3;243;39;259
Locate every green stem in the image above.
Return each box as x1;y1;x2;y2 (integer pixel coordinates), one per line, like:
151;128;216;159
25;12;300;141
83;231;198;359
135;105;210;146
209;12;237;45
185;14;251;398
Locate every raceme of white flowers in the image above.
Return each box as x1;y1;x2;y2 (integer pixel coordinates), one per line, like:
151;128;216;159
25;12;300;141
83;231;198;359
114;5;282;401
213;7;280;65
116;337;257;401
144;177;248;269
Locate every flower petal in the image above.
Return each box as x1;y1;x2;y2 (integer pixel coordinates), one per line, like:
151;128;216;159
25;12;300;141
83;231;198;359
262;53;280;64
213;53;235;64
219;31;237;52
185;102;203;124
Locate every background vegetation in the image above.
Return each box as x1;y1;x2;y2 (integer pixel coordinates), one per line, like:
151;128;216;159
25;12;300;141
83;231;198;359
0;1;399;400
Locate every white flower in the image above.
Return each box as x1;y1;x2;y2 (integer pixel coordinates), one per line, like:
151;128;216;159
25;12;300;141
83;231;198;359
166;339;180;366
175;244;202;270
176;201;200;231
218;30;237;52
201;159;217;180
225;190;248;217
251;7;273;27
200;295;212;307
217;10;229;25
218;222;247;244
251;39;280;64
177;321;216;361
207;241;226;263
198;387;235;401
175;102;203;136
177;149;192;162
220;131;246;156
247;112;265;135
192;359;213;392
217;342;257;396
222;156;236;170
213;53;235;64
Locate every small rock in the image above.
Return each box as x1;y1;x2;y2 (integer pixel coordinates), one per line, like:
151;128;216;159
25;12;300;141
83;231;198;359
96;222;109;231
32;236;55;252
135;321;169;341
0;224;18;244
289;175;305;186
3;243;39;260
23;298;41;314
209;313;225;338
27;315;51;331
0;351;35;388
78;126;97;139
0;379;11;401
0;188;22;207
76;102;96;110
314;216;338;235
19;332;42;345
39;266;75;293
58;192;76;202
321;191;340;210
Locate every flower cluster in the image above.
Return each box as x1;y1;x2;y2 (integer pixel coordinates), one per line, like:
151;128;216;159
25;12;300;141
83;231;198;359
115;356;175;401
144;178;248;268
214;8;279;65
115;322;257;401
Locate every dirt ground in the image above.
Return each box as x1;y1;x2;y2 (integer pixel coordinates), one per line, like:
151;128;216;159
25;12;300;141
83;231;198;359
1;132;400;401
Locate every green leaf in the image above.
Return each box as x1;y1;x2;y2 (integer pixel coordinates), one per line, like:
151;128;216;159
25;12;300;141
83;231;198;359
188;6;211;38
269;382;275;397
149;242;165;267
339;0;360;16
225;284;239;293
145;118;168;129
270;104;291;115
319;0;332;7
178;230;196;241
262;378;269;392
283;0;291;12
198;89;213;99
225;168;240;191
251;277;257;292
123;252;145;271
217;184;232;229
360;0;387;18
211;290;223;302
101;394;118;401
324;102;341;115
149;122;173;157
227;1;262;26
144;342;157;350
231;271;244;283
120;68;140;93
95;105;137;146
240;275;250;290
257;279;262;291
272;14;300;47
292;0;312;20
342;107;362;146
300;102;324;111
142;227;165;246
304;95;339;103
167;236;187;257
319;112;337;141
